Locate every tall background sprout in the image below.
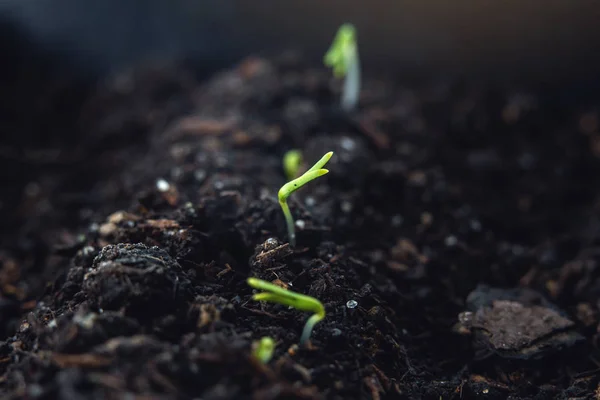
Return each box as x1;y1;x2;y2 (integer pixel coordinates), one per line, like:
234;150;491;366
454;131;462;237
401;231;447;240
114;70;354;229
324;23;360;111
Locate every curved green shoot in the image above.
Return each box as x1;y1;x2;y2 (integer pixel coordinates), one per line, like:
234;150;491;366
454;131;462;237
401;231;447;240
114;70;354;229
324;23;361;111
252;336;276;364
247;277;326;345
282;149;303;181
278;151;333;247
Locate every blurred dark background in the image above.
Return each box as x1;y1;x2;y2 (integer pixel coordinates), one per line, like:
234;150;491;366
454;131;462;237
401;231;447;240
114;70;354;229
1;0;600;81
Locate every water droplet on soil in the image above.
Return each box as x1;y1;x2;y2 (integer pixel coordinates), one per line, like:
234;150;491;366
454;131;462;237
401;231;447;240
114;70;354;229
156;179;170;192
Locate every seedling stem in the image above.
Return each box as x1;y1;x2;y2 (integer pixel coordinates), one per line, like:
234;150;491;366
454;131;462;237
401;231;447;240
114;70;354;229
278;151;333;247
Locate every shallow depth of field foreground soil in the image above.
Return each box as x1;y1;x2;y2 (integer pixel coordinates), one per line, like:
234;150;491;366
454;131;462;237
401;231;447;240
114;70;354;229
2;55;600;399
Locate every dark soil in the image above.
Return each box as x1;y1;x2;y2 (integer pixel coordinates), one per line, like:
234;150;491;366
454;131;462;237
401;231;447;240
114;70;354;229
2;53;600;399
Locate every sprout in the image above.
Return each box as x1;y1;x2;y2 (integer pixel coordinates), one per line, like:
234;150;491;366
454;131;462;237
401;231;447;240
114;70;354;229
282;149;303;181
324;23;361;111
247;277;326;345
252;336;276;364
278;151;333;247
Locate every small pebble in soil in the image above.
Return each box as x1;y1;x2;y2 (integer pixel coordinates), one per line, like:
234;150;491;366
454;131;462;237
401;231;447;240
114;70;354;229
170;167;183;179
462;285;584;359
194;169;207;182
214;181;225;190
346;300;358;309
445;235;458;247
259;188;270;200
19;321;30;333
358;284;373;297
263;237;279;251
340;136;356;152
80;246;96;257
467;148;501;170
24;182;41;197
469;219;482;231
408;170;427;186
511;245;525;256
391;215;404;227
518;152;537;170
421;212;433;226
340;201;353;213
196;152;208;163
155;179;170;192
331;328;342;337
305;196;316;207
458;311;474;325
215;155;228;168
538;248;557;266
73;312;97;329
27;385;43;398
433;180;447;193
455;205;472;218
295;220;305;229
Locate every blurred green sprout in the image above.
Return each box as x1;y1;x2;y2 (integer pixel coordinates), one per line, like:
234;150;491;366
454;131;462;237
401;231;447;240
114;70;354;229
247;277;325;345
278;151;333;247
324;23;361;111
252;336;276;364
282;149;303;181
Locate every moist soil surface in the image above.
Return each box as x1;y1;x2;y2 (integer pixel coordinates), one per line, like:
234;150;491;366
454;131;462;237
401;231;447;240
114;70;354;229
2;54;600;399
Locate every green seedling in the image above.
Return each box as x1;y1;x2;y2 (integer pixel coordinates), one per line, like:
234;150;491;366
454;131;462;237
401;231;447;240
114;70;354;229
252;336;276;364
324;23;361;111
278;151;333;247
247;277;325;345
282;149;303;181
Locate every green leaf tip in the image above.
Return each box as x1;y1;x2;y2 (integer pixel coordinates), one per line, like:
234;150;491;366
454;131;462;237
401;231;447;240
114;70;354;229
324;23;357;78
279;151;333;201
307;151;333;173
247;277;326;345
